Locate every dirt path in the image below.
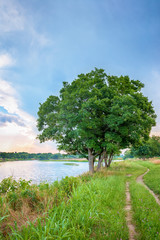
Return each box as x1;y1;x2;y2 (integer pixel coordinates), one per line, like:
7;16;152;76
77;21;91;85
125;169;160;240
136;169;160;205
125;182;137;240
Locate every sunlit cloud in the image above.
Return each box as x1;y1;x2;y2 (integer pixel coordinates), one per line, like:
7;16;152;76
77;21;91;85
0;112;24;127
0;79;57;153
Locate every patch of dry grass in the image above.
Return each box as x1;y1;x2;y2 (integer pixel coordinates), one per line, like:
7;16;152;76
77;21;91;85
150;159;160;164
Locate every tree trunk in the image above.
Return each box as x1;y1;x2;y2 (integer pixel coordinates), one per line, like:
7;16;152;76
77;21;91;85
97;151;105;171
104;153;108;168
88;148;95;173
107;153;113;167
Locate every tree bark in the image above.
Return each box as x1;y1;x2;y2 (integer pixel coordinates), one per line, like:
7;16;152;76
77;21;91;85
104;153;108;168
88;148;95;173
107;153;113;167
97;151;106;171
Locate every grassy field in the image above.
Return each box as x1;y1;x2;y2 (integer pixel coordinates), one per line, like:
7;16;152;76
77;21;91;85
0;160;160;239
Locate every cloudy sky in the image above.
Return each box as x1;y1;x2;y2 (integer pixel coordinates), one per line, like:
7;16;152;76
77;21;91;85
0;0;160;153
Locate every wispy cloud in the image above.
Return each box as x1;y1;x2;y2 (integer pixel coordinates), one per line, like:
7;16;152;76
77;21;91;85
0;0;24;32
0;78;57;153
0;0;52;48
0;0;54;153
0;53;15;68
30;28;53;48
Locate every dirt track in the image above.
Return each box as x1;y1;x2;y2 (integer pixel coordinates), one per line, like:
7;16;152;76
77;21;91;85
125;182;137;240
136;169;160;205
125;168;160;240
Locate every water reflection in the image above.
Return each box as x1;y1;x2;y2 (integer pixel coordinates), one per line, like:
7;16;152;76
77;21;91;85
0;160;89;184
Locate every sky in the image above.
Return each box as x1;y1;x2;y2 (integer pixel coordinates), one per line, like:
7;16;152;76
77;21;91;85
0;0;160;153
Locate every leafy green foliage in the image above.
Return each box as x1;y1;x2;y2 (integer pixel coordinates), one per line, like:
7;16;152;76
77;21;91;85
0;177;19;193
131;136;160;159
123;150;134;159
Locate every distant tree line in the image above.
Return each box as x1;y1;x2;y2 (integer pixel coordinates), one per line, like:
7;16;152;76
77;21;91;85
0;152;83;161
124;136;160;160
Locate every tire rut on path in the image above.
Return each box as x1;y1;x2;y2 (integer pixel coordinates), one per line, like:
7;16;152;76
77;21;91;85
125;182;137;240
136;169;160;205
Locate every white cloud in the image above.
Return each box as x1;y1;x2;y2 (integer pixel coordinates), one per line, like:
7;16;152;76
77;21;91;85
0;0;24;32
0;79;57;153
0;53;15;68
30;28;53;48
143;69;160;136
0;0;52;48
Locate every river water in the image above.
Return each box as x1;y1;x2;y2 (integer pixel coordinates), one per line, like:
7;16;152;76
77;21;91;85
0;160;89;184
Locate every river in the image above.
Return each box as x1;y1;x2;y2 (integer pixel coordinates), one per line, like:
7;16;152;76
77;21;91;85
0;160;89;184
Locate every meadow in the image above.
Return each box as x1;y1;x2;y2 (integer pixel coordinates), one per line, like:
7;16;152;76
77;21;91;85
0;160;160;239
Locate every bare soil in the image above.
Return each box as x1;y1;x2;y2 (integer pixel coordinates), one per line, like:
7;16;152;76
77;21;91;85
125;182;137;240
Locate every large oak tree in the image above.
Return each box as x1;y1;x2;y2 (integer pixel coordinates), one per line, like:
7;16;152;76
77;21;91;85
37;68;156;172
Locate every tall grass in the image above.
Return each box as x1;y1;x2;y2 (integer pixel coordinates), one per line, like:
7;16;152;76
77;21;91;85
143;166;160;196
0;176;81;238
6;176;128;240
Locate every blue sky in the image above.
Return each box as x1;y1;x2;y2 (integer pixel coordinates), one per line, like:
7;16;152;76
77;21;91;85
0;0;160;153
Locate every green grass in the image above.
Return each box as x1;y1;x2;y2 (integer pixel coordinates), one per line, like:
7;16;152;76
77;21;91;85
143;165;160;196
133;160;160;196
1;160;160;239
130;181;160;240
108;160;148;180
7;176;128;240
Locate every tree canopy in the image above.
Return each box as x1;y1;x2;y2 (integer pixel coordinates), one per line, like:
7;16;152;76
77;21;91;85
131;136;160;159
37;68;156;172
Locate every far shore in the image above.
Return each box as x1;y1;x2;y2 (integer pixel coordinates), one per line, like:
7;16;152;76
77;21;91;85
0;158;88;162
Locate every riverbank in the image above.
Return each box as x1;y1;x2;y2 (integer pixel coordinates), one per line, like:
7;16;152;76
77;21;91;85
0;160;160;239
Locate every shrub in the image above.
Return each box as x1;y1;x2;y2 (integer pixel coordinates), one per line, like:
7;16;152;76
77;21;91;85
0;177;18;194
60;176;80;196
7;192;22;210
